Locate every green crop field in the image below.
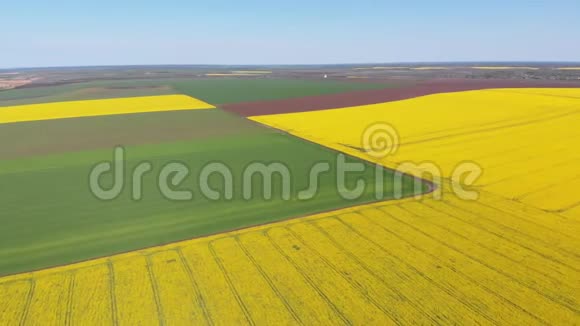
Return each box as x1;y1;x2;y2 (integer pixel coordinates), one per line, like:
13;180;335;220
0;78;393;107
171;79;393;104
0;108;422;276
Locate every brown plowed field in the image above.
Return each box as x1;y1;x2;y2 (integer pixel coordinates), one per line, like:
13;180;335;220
223;78;580;116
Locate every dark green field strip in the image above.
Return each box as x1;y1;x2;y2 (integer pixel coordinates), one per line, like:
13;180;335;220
0;79;393;107
171;79;394;104
0;80;175;106
0;109;264;160
0;131;423;276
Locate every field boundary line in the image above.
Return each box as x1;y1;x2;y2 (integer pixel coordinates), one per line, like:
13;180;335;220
207;240;255;326
349;210;548;324
234;236;303;325
477;189;580;225
486;89;580;100
19;278;35;325
0;191;429;281
481;153;580;187
175;248;213;326
106;259;119;326
144;254;166;326
304;219;441;325
398;106;576;146
262;228;353;326
420;201;573;279
443;198;580;259
278;223;401;323
64;271;76;326
282;222;405;324
337;213;518;324
516;173;580;201
387;205;580;315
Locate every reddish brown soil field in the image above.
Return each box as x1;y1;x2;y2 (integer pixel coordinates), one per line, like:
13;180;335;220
222;78;580;116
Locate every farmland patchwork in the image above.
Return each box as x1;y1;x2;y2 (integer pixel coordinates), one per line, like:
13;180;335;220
0;96;420;276
0;87;579;324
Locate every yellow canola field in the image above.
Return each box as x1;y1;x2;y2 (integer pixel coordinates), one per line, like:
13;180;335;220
251;88;580;218
0;187;578;325
0;95;214;124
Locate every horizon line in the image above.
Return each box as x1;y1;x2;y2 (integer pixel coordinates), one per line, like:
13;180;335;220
3;61;580;71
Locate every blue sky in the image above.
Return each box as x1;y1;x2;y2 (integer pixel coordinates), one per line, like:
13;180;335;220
2;0;579;68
